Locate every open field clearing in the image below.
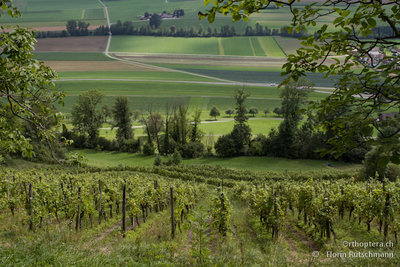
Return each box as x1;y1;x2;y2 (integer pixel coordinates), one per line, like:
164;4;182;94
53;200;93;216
0;0;105;27
72;148;359;171
274;36;304;55
97;118;283;140
110;36;220;54
35;36;108;52
110;36;287;57
58;71;218;81
148;64;338;87
113;52;287;67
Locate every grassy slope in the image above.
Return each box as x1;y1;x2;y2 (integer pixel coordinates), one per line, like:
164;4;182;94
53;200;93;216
73;149;358;172
55;80;327;114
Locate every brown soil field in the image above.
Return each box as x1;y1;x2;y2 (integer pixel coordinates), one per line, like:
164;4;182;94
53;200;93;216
44;61;160;72
35;36;108;52
35;25;103;32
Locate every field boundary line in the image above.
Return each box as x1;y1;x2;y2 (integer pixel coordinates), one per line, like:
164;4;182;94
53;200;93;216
218;38;225;55
270;36;286;57
97;0;234;83
257;37;269;56
56;78;283;88
249;37;256;56
273;36;287;56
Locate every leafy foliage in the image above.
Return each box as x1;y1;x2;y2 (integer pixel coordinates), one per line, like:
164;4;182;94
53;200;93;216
200;0;400;167
0;2;64;161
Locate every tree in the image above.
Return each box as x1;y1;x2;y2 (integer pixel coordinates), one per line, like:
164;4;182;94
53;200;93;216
149;14;162;29
225;108;234;117
112;97;133;145
145;113;164;153
0;1;65;161
248;107;258;117
71;90;103;146
275;79;313;158
200;0;400;168
66;20;77;36
263;108;270;117
191;109;203;142
209;106;220;120
102;105;112;123
133;109;141;121
215;89;251;157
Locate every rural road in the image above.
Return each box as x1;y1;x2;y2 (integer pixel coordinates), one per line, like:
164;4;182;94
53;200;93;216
94;1;338;95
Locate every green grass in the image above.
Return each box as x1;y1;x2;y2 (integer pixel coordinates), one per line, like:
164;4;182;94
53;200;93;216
110;36;220;54
221;37;254;56
0;0;104;26
58;71;217;82
199;118;282;136
155;67;338;87
257;36;286;57
34;52;112;61
83;8;105;20
273;36;304;55
55;80;327;114
110;36;286;57
73;148;358;172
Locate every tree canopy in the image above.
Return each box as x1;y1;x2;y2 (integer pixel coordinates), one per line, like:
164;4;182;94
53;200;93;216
200;0;400;166
0;1;64;160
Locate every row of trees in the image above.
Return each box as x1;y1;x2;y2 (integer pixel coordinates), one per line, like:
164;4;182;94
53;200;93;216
63;90;206;159
214;80;369;163
34;20;307;39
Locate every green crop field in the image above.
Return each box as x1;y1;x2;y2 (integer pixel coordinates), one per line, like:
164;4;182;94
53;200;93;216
110;36;287;57
0;0;104;26
110;36;220;54
83;8;105;20
274;36;304;55
58;71;218;82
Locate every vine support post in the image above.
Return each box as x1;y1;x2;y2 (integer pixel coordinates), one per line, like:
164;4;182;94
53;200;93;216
28;183;33;231
99;180;102;225
122;180;127;237
76;187;81;232
170;187;175;239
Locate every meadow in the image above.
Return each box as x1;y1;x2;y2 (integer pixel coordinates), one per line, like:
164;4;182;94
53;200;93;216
109;36;288;57
72;148;359;171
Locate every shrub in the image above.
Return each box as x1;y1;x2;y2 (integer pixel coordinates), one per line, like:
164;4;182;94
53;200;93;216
143;142;155;156
154;154;162;166
179;141;205;158
215;135;236;157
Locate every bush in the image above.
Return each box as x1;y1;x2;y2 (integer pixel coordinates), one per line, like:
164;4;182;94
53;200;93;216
96;136;118;151
179;141;204;158
385;164;400;182
215;135;236;157
119;139;141;153
171;149;182;165
143;142;155;156
154;154;162;166
250;134;268;156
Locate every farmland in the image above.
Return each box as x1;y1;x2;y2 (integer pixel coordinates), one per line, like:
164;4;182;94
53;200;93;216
109;36;288;57
2;0;400;266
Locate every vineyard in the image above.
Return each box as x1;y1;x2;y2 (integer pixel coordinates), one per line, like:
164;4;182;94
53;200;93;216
0;165;399;266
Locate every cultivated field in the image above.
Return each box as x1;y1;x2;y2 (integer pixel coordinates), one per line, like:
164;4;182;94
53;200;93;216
109;36;288;57
35;36;108;52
